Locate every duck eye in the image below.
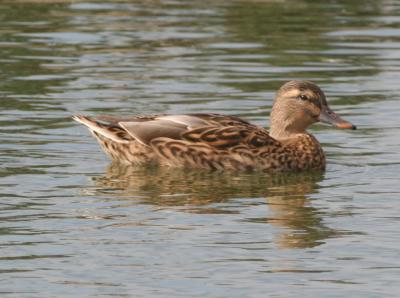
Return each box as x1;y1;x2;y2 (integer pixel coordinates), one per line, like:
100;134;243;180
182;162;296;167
299;94;308;100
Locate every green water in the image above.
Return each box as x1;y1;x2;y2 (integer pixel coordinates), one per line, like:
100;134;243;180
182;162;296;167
1;0;399;297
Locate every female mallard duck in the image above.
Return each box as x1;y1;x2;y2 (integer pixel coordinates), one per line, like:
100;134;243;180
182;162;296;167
73;80;356;172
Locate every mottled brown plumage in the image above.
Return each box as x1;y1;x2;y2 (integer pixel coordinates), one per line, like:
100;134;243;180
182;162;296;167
73;80;356;172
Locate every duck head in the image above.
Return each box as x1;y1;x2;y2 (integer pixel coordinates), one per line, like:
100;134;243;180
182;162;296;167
269;80;356;140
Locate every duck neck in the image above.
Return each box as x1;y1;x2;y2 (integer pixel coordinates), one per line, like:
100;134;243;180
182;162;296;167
269;125;298;140
269;107;306;141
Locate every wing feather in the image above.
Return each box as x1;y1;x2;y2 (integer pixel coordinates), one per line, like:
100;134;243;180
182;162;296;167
156;115;209;128
119;119;187;146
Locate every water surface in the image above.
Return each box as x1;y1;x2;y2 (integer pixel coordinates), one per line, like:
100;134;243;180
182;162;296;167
1;0;400;297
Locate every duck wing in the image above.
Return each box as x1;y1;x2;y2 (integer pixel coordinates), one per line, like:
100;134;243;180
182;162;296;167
114;114;255;145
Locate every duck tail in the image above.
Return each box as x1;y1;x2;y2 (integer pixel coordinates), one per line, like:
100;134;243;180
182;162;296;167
72;115;130;143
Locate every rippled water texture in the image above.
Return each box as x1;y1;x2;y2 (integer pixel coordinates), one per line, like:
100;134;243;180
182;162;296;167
1;0;400;297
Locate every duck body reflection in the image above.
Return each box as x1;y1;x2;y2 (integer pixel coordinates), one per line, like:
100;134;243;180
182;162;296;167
90;163;341;249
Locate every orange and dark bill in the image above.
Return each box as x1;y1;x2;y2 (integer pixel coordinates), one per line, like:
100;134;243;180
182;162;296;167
319;105;356;130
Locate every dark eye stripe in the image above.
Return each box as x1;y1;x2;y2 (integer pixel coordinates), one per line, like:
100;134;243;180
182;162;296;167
297;94;322;109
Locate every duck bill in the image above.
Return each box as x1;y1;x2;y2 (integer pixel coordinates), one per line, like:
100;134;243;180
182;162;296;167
319;105;356;130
